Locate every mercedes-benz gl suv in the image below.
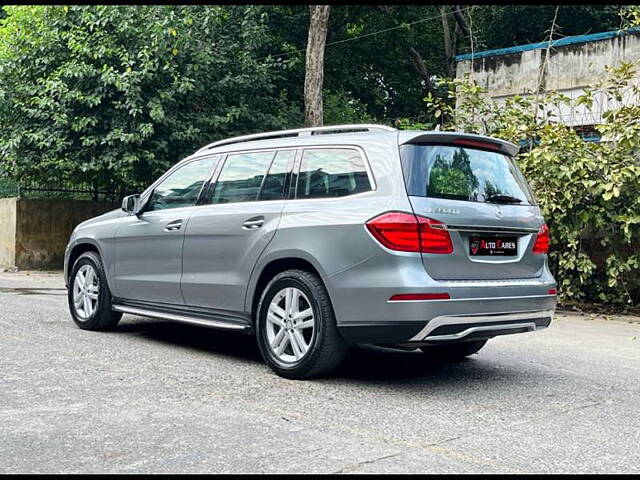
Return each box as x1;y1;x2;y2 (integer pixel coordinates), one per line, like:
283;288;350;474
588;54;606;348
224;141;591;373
64;124;557;379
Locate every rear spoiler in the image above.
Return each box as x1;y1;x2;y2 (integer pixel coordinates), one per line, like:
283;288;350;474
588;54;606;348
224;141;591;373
398;131;519;157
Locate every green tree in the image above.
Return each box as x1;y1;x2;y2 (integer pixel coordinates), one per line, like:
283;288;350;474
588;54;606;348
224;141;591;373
468;5;623;52
0;5;300;195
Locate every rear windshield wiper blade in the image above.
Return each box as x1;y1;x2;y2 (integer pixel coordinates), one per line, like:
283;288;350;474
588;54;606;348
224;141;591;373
485;194;522;204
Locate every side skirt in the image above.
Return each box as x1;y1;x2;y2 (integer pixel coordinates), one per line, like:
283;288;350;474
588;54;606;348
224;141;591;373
112;298;253;334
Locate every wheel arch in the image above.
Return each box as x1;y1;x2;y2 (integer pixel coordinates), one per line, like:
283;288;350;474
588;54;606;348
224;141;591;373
66;240;113;291
246;251;333;325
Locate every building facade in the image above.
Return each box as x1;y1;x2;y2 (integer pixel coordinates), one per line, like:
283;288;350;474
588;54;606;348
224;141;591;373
455;28;640;141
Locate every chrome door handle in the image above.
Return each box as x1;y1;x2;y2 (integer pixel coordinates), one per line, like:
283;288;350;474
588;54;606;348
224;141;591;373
165;220;183;231
242;217;264;230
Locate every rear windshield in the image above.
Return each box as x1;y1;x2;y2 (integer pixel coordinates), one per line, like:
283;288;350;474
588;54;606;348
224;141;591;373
400;144;535;205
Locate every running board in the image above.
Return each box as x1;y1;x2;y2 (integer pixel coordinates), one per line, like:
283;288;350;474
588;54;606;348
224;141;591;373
112;304;249;331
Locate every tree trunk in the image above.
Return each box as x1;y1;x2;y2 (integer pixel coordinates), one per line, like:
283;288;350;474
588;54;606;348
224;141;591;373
304;5;331;127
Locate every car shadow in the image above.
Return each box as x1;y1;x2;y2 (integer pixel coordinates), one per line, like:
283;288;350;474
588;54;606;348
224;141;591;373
113;317;527;386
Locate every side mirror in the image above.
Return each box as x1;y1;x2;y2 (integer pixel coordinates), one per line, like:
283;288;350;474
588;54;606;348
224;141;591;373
121;194;141;215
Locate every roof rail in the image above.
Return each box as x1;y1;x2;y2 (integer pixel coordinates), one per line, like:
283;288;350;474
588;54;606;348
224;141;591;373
196;124;396;153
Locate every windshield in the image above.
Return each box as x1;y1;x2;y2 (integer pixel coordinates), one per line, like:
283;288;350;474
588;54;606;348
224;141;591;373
399;144;535;205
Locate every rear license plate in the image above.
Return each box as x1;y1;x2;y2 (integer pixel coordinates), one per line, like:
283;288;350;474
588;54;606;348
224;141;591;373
469;236;517;256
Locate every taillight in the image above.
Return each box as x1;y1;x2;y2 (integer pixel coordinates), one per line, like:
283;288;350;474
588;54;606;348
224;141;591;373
417;216;454;254
365;212;453;254
532;223;550;254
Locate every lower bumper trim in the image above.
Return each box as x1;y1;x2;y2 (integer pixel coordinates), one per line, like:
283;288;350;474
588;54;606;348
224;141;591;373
408;309;554;342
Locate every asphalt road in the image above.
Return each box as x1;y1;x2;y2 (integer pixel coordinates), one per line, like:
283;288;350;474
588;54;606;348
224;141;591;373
1;271;639;474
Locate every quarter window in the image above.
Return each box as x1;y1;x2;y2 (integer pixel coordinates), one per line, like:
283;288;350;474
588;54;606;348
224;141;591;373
207;151;275;204
296;148;371;199
146;156;217;211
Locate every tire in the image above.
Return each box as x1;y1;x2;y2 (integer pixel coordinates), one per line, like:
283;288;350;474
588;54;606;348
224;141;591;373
68;251;122;331
256;269;347;380
420;340;487;362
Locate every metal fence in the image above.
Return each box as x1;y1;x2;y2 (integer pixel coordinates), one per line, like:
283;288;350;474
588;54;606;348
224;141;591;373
0;179;135;202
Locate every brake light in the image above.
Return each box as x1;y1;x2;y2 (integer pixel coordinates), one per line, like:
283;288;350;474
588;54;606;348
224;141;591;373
532;223;550;254
365;212;453;254
452;138;502;152
548;288;557;295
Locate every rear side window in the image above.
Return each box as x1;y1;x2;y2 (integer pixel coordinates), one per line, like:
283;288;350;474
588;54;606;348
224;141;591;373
296;148;371;199
258;150;296;201
399;144;534;205
206;151;275;204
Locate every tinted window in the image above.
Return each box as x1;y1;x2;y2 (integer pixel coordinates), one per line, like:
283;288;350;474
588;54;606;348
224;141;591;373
400;144;534;205
207;151;274;204
258;150;295;201
146;156;217;211
296;148;371;199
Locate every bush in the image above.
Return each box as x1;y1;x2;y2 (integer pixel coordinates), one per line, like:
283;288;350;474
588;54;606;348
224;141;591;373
400;63;640;309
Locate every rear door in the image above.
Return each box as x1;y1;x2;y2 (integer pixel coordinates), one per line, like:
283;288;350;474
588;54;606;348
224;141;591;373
180;149;296;312
399;142;545;280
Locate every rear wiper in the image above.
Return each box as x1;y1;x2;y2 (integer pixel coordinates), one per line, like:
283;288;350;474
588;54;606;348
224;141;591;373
485;194;522;204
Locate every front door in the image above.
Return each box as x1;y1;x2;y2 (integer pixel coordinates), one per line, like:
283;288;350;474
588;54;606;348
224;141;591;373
114;155;218;305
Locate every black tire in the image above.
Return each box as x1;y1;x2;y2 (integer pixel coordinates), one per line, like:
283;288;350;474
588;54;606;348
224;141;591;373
420;340;487;362
256;269;347;380
68;251;122;331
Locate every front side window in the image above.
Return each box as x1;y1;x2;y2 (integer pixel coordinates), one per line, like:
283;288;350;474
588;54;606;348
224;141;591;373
400;144;534;205
296;148;371;199
206;151;275;204
146;156;217;211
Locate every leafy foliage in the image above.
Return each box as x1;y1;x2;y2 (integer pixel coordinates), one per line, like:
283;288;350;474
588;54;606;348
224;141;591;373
0;5;301;193
401;64;640;308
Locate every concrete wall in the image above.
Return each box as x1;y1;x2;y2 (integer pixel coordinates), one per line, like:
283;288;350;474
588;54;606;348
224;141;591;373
456;31;640;127
0;198;17;268
0;198;117;270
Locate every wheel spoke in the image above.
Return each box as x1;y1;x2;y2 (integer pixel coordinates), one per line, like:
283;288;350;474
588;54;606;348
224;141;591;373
83;295;91;316
293;308;312;322
295;319;314;330
285;288;293;314
267;312;285;328
273;329;289;356
268;303;287;320
85;267;94;286
74;293;84;308
76;271;85;288
292;329;308;355
87;292;99;301
291;289;300;316
287;331;303;360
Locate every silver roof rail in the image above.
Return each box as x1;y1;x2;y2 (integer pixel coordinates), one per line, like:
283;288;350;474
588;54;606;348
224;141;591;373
196;124;396;153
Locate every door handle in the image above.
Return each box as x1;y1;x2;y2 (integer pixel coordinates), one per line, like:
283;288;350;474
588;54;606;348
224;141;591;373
242;217;264;230
165;219;183;232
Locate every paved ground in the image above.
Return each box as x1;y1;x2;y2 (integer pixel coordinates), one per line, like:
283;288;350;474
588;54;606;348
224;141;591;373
1;271;639;474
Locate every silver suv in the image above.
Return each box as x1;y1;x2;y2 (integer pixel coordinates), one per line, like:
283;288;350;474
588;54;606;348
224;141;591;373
64;124;557;379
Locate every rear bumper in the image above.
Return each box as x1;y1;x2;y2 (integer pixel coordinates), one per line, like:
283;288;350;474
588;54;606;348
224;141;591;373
326;247;557;345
